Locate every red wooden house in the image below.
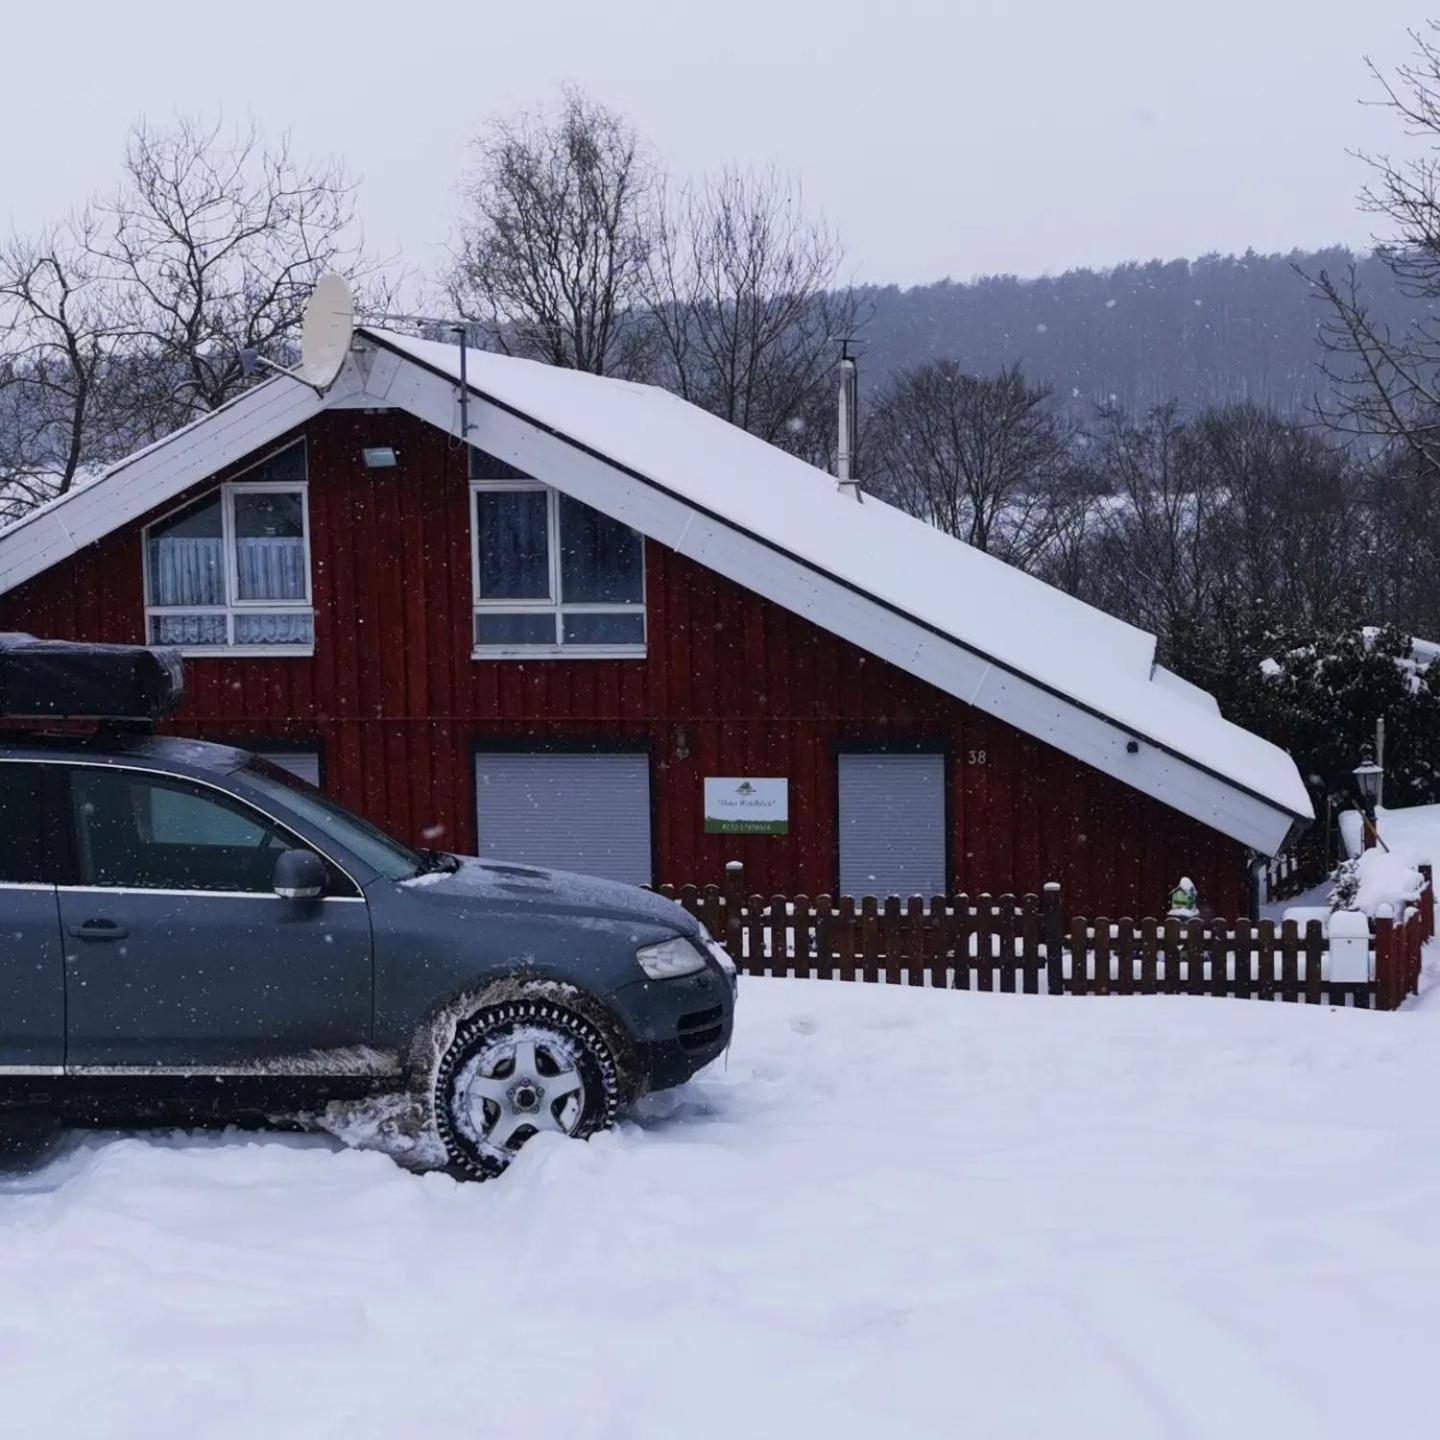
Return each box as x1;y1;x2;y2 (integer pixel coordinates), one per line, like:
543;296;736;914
0;326;1311;915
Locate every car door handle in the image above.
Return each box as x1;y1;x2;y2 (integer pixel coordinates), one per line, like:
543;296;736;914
68;920;129;942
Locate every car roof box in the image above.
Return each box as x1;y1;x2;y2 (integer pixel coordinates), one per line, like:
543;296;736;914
0;633;184;720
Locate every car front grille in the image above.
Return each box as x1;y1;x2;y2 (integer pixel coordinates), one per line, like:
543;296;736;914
677;1005;726;1054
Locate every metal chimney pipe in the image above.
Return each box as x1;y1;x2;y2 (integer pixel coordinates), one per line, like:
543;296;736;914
836;343;862;502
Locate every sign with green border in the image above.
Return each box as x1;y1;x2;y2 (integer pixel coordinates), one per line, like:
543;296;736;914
703;777;789;835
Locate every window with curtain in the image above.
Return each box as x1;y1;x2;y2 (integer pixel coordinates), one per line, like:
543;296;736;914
143;444;314;653
470;467;645;656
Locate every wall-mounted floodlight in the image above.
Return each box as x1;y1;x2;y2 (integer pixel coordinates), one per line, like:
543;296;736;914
362;447;398;469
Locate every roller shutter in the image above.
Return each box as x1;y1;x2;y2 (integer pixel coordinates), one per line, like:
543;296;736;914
475;751;651;884
838;752;946;899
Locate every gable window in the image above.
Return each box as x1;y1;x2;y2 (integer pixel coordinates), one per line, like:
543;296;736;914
470;453;645;657
143;444;313;655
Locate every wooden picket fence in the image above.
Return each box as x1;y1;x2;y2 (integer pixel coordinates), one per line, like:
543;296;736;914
655;862;1434;1011
1259;833;1332;905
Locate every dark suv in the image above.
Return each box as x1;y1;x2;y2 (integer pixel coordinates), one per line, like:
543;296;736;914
0;725;735;1177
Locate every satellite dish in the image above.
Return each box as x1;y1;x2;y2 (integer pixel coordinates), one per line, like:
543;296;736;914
298;273;354;389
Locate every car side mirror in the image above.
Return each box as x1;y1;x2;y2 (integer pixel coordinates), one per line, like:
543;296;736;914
273;848;327;901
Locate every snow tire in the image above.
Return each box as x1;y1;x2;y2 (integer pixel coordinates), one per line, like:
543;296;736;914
433;998;621;1180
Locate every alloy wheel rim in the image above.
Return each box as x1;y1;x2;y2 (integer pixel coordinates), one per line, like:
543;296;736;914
455;1025;588;1154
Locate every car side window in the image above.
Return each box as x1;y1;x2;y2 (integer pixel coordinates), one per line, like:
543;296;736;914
0;762;50;884
69;768;292;894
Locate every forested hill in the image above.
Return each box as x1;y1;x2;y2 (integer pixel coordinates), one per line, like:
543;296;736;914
854;248;1412;416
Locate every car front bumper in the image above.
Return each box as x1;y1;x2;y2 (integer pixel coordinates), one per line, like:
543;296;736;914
610;950;736;1093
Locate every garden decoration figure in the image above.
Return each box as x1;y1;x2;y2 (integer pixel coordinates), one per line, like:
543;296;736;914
1167;877;1199;919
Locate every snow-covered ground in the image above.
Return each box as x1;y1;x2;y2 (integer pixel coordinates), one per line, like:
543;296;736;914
6;975;1440;1438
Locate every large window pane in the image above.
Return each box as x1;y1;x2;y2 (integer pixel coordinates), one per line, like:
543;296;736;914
559;495;643;604
234;491;307;601
234;613;314;647
562;612;645;646
150;614;228;647
69;769;288;892
477;490;551;599
147;494;224;607
475;612;557;646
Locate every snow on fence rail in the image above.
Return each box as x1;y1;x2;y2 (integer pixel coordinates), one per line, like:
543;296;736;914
654;863;1434;1010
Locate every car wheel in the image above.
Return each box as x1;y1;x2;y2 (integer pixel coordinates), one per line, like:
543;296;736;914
433;997;621;1179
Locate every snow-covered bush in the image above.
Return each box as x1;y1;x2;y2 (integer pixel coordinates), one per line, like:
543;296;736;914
1327;858;1360;912
1203;625;1440;817
1327;848;1423;917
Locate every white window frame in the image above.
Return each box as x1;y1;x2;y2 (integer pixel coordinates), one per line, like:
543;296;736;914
469;479;647;660
142;445;315;658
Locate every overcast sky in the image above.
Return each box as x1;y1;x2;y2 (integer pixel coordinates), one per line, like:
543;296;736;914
1;0;1425;289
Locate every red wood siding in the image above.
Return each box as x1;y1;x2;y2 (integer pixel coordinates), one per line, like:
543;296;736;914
0;409;1246;916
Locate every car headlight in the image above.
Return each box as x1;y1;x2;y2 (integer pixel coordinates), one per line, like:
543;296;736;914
636;937;708;980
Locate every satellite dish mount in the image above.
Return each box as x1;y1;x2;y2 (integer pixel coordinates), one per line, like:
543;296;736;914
239;273;354;396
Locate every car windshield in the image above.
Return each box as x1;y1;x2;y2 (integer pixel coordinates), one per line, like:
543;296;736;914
238;759;425;882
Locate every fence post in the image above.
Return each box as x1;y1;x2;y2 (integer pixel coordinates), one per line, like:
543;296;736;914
1372;906;1395;1010
1408;906;1423;997
723;860;745;963
1043;883;1064;995
1421;864;1435;945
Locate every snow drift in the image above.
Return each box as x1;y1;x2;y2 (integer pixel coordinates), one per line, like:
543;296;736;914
5;977;1440;1438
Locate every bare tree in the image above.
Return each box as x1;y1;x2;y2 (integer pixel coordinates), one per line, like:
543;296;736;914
1035;401;1368;681
0;115;386;524
1192;402;1360;632
867;361;1075;565
0;213;127;521
644;167;855;462
1311;24;1440;468
96;116;374;439
449;87;657;378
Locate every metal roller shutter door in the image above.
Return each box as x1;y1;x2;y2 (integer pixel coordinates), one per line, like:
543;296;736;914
474;752;652;884
838;752;946;899
256;749;321;787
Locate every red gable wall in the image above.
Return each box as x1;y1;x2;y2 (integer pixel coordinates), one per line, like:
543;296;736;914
0;408;1246;916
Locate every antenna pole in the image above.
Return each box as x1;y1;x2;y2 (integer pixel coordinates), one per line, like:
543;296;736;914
451;324;473;443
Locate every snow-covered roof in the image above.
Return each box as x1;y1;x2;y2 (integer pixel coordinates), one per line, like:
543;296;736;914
0;324;1313;851
366;328;1311;838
